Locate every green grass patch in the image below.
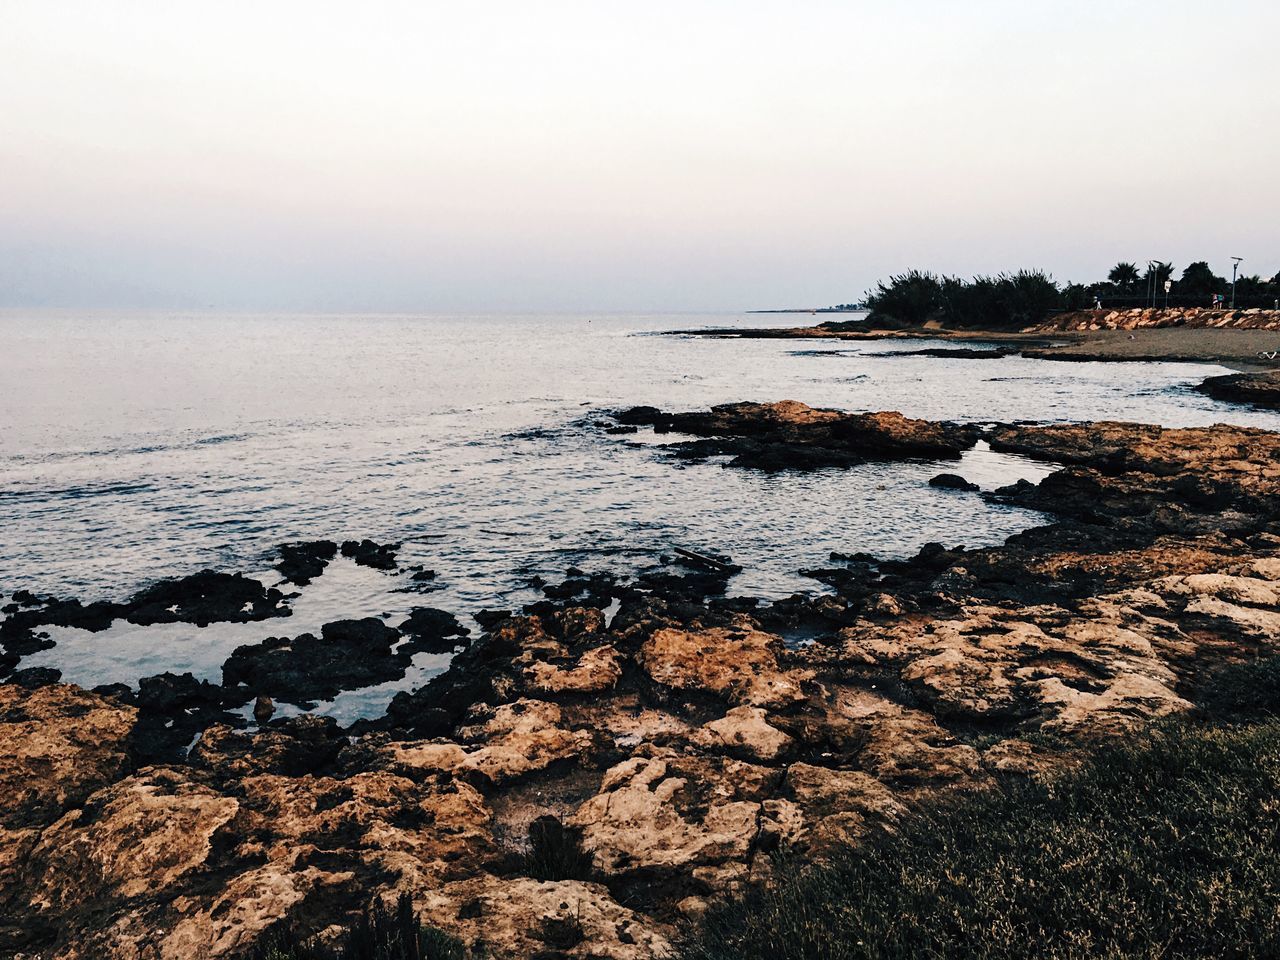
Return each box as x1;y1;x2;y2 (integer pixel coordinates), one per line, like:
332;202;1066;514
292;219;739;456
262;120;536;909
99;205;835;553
681;717;1280;960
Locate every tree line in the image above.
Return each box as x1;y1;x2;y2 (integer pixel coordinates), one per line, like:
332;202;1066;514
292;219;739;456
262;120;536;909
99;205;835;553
861;261;1280;328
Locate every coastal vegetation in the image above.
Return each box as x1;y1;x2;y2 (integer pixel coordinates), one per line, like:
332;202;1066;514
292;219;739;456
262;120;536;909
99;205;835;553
680;658;1280;960
858;261;1280;327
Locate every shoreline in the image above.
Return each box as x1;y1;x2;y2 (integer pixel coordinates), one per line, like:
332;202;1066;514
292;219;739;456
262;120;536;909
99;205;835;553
674;324;1280;373
3;402;1280;957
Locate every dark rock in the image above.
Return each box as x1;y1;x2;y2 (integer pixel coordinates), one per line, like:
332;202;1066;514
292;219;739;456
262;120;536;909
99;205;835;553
126;571;290;627
222;617;407;704
474;609;514;630
90;682;136;702
642;401;979;471
878;347;1014;359
1195;370;1280;410
340;539;399;570
614;405;664;425
929;473;979;491
275;540;338;585
8;666;61;688
129;671;243;763
398;607;470;654
1;597;120;638
136;671;227;714
0;628;54;657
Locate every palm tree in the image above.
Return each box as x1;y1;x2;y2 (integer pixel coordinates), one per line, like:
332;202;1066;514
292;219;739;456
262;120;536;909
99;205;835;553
1108;262;1140;291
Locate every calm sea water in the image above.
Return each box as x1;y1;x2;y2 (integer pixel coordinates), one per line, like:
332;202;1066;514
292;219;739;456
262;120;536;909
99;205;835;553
4;310;1277;719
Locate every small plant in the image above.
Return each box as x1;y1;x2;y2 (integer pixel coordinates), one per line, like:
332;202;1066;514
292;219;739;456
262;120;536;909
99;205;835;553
254;894;466;960
520;815;595;881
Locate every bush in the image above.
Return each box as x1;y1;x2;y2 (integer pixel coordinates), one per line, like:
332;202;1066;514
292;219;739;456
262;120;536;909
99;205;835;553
521;814;595;881
254;895;467;960
864;270;943;325
680;720;1280;960
868;270;1061;328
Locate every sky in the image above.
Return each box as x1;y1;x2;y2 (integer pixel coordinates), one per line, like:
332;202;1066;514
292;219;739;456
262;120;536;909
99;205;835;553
1;1;1278;312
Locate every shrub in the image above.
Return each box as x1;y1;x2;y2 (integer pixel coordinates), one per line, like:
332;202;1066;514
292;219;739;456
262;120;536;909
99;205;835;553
680;720;1280;960
521;814;595;881
864;270;943;325
254;895;467;960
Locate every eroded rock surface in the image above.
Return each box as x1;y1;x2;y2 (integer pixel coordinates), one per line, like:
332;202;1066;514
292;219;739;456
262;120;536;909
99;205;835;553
615;400;980;469
3;412;1280;958
1196;370;1280;410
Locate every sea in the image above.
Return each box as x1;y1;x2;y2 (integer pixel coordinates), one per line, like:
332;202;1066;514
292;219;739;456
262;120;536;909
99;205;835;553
4;310;1277;721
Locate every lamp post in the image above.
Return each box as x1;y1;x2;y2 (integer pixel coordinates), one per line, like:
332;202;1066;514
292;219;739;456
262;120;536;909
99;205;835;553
1147;260;1157;308
1230;257;1243;309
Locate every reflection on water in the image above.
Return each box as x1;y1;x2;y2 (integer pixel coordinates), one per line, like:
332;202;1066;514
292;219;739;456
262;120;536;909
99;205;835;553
3;310;1277;716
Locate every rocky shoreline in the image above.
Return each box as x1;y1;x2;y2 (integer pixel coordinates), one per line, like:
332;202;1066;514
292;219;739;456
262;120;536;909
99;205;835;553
3;402;1280;958
676;319;1280;382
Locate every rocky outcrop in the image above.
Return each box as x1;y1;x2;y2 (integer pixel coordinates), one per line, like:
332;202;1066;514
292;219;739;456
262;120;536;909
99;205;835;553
274;540;338;585
1196;370;1280;410
3;414;1280;958
221;617;407;705
614;401;980;469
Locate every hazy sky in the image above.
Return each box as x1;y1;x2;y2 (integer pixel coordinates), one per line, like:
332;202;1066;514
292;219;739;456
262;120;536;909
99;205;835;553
2;1;1277;311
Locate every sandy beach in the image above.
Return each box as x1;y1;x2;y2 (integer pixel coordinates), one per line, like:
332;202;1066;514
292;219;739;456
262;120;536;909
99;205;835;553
678;324;1280;372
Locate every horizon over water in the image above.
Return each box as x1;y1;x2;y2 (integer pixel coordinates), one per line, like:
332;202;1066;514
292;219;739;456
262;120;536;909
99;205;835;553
4;309;1278;720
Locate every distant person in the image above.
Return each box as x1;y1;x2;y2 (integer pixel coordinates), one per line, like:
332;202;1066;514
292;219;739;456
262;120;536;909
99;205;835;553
1094;296;1102;310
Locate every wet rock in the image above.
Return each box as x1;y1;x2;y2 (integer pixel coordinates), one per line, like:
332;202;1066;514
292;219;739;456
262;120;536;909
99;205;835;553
132;671;242;763
399;606;471;654
222;617;405;704
0;596;120;639
929;472;979;491
7;665;61;688
340;538;400;570
614;405;663;425
880;346;1015;359
474;609;514;630
274;539;338;585
1195;370;1280;410
632;401;980;470
126;570;291;627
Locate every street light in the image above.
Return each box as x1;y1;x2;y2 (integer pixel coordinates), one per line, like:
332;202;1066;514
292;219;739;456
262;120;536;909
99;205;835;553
1147;260;1157;308
1230;257;1243;309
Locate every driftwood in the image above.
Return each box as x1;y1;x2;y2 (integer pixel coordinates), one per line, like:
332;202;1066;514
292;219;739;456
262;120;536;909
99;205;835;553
672;547;742;573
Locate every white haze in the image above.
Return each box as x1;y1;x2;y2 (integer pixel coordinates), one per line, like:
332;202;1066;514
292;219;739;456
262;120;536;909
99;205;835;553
1;0;1277;311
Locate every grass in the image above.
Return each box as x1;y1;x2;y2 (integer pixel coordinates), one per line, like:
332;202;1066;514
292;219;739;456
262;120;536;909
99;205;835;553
680;656;1280;960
